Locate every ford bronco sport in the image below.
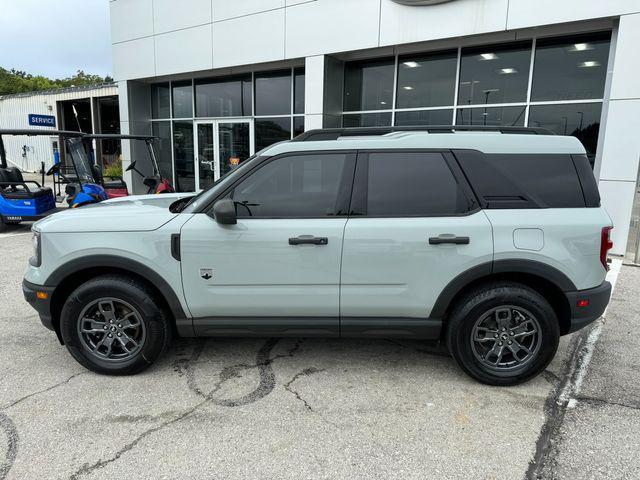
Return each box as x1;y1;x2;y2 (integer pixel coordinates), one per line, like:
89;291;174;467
23;126;613;385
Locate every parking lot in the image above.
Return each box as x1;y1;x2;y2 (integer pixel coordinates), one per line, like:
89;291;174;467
0;226;638;480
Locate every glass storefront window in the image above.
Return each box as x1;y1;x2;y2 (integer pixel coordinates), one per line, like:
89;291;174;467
173;121;194;192
456;106;526;126
255;117;291;151
396;51;457;109
344;58;395;111
151;83;170;119
531;33;610;101
394;109;453;126
172;81;193;118
528;103;602;158
293;116;305;137
255;70;292;116
343;112;392;127
294;68;305;114
151;121;173;183
195;75;251;117
458;42;531;105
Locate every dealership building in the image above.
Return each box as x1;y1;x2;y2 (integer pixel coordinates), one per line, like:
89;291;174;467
109;0;640;255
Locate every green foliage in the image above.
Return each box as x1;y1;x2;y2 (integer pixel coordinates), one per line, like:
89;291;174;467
0;68;113;96
103;159;123;178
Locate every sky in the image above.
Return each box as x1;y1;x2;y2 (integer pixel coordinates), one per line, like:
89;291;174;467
0;0;112;79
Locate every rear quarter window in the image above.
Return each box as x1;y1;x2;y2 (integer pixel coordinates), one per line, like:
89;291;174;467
454;151;587;208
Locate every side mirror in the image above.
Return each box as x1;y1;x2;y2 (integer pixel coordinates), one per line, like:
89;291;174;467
210;198;237;225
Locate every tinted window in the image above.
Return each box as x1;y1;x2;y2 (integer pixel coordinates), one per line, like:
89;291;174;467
293;116;305;137
456;152;586;208
396;50;457;108
532;33;610;101
458;42;531;105
294;68;305;114
255;117;291;151
365;152;469;216
344;58;394;111
343;112;392;127
152;121;173;183
255;71;291;116
395;109;453;126
151;83;170;118
195;75;252;117
528;103;602;160
456;105;526;126
231;154;347;217
173;121;194;192
172;81;193;118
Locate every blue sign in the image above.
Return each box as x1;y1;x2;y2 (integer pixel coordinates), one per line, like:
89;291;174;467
28;114;56;128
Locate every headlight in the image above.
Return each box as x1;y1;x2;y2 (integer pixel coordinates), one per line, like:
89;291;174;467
29;231;41;267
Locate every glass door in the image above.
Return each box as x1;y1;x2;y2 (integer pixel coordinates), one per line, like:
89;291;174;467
195;119;254;191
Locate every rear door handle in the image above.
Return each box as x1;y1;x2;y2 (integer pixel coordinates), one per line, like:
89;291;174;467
429;235;470;245
289;235;328;246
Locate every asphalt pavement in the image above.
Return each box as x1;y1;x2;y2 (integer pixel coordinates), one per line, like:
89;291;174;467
0;227;637;480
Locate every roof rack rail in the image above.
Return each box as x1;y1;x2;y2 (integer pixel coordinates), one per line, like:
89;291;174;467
291;125;555;142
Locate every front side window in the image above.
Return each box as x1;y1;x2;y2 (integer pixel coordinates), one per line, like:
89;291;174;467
361;152;470;216
231;153;348;218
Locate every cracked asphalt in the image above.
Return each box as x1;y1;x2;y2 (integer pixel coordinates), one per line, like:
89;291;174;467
1;225;639;479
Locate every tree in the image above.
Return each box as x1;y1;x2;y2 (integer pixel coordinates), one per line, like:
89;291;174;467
0;68;112;96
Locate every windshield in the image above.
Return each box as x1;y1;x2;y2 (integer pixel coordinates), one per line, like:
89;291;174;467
67;137;97;184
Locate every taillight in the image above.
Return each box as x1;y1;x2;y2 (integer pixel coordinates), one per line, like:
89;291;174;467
600;226;613;271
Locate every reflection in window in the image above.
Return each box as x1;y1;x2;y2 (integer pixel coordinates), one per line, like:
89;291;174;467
152;121;173;183
151;83;170;119
255;70;292;116
195;75;251;117
293;116;305;138
529;103;602;158
396;51;457;108
173;121;194;192
255;117;291;151
343;112;392;127
532;33;610;101
344;58;394;111
294;68;305;114
172;81;193;118
395;109;453;126
456;106;526;126
458;42;531;105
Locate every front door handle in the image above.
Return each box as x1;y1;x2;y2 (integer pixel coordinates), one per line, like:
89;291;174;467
289;235;329;246
429;235;470;245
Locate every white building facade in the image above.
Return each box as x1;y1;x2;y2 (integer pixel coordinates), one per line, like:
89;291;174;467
110;0;640;255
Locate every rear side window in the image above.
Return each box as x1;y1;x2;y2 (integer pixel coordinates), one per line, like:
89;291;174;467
356;152;471;216
455;151;586;208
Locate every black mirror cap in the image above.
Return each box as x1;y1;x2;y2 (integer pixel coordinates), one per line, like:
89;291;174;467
212;198;237;225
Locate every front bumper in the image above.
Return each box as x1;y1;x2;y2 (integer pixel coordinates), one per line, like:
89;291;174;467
564;280;612;334
22;279;56;331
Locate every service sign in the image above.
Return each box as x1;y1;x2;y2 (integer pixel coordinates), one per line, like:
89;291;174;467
28;114;56;128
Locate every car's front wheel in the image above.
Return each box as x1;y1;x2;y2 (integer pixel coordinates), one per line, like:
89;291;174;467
446;282;560;386
60;275;171;375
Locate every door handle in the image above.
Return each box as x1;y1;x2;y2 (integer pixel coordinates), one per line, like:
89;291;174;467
429;235;470;245
289;235;329;246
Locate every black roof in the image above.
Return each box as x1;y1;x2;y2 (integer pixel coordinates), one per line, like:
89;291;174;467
0;129;84;137
83;134;157;141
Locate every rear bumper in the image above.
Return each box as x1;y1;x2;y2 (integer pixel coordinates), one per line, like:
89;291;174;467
564;281;612;334
22;279;56;331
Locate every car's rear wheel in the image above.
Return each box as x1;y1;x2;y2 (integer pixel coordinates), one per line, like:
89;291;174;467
60;275;171;375
446;282;560;386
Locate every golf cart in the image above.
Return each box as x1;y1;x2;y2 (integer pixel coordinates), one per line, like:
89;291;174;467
0;129;77;230
81;134;131;198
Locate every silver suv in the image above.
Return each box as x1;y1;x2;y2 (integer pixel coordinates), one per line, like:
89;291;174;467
23;127;613;385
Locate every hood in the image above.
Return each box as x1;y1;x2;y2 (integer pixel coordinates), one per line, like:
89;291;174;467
34;193;194;233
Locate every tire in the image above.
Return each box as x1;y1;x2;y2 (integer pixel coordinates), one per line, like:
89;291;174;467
445;282;560;386
60;275;172;375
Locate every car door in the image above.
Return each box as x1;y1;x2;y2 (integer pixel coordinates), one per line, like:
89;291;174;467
180;151;356;336
340;150;493;337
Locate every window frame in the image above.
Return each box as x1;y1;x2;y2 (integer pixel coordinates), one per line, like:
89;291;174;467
206;150;358;219
349;149;479;218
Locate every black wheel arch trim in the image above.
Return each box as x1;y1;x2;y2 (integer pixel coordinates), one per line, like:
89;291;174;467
430;259;577;319
45;255;192;336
